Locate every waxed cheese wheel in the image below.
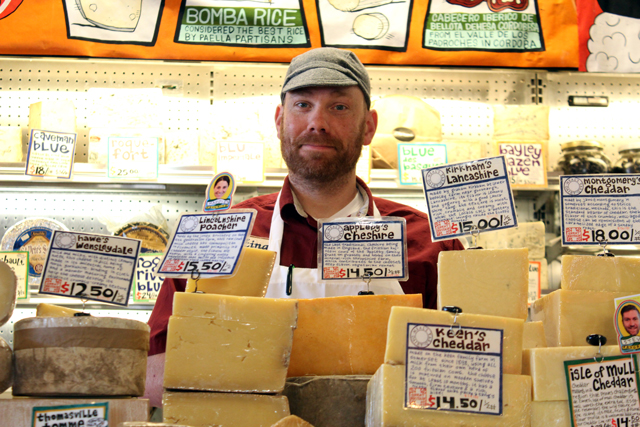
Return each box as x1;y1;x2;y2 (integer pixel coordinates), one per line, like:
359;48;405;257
0;337;12;393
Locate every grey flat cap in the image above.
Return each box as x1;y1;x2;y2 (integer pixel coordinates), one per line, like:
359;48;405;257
281;48;371;108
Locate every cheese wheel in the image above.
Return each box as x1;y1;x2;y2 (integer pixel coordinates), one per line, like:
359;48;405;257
0;260;17;326
271;415;315;427
0;337;12;393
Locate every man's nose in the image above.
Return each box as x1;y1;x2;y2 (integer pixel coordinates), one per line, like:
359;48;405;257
307;108;328;133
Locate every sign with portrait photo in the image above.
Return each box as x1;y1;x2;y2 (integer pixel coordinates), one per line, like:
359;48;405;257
615;295;640;354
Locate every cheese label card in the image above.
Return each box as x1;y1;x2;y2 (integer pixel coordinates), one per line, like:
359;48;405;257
404;323;503;415
107;136;159;179
614;295;640;354
203;172;235;213
0;251;29;300
157;209;256;278
564;355;640;427
25;129;76;179
422;156;518;242
216;141;264;184
497;142;547;188
356;145;371;184
32;402;109;427
398;143;448;186
319;217;408;281
133;253;163;303
560;175;640;246
39;231;141;306
528;260;542;306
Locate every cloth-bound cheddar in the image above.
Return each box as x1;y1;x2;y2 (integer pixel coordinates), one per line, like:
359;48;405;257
531;401;571;427
438;248;529;320
0;260;17;326
163;391;290;427
288;294;422;377
385;306;524;374
271;415;315;427
561;255;640;292
164;292;298;393
0;337;12;394
36;303;81;317
12;316;149;397
366;364;531;427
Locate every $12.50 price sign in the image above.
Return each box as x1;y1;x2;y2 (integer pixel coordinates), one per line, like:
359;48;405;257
561;175;640;246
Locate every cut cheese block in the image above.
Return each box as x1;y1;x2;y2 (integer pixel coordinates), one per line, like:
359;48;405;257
165;132;200;165
284;376;369;427
437;248;529;320
493;105;550;141
185;248;277;297
366;364;531;427
12;316;149;396
561;254;640;292
477;221;546;259
163;391;290;427
0;260;17;326
531;401;571;427
271;415;315;427
288;294;422;377
28;100;76;133
0;337;12;394
0;126;23;162
530;289;628;347
164;292;297;392
523;321;547;349
36;303;81;317
385;306;524;374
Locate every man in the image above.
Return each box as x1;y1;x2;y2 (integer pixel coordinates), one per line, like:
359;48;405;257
621;304;640;337
144;48;464;406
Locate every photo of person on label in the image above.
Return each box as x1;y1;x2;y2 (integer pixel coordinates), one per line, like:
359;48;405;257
213;174;230;199
621;304;640;337
144;47;464;407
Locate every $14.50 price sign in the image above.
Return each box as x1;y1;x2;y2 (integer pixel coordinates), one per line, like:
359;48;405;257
422;156;518;242
561;175;640;246
39;231;141;306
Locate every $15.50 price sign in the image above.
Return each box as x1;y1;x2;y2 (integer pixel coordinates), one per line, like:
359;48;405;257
561;175;640;246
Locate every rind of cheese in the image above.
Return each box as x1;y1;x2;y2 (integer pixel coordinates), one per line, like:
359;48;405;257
366;364;532;427
561;255;640;292
531;401;571;427
523;321;547;349
163;391;290;427
0;260;17;326
385;306;524;374
271;415;315;427
185;248;277;297
28;101;76;133
288;294;422;377
0;337;12;394
530;289;628;347
438;248;529;320
36;303;81;317
0;126;23;162
477;221;546;259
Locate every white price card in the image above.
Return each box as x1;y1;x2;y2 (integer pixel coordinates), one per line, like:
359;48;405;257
405;324;503;415
398;143;447;186
565;355;640;427
528;260;542;306
319;217;408;281
0;251;29;300
132;253;163;303
560;175;640;246
216;142;264;184
422;156;518;242
614;295;640;354
107;136;159;179
25;130;76;179
157;210;256;278
32;402;108;427
38;231;141;306
497;142;547;188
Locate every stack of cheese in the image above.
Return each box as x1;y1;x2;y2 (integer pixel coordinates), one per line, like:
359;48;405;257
0;261;18;394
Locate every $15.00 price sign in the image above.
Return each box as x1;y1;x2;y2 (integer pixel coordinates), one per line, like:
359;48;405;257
422;156;518;241
561;175;640;246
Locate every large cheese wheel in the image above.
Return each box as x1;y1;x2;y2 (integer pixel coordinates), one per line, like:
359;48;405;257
13;316;149;397
0;260;17;326
0;337;12;393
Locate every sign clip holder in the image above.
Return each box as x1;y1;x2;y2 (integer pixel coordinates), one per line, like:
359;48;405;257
442;305;463;331
357;272;375;295
586;334;607;362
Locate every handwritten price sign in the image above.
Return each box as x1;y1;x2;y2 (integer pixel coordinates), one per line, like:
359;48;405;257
25;130;76;179
107;136;159;180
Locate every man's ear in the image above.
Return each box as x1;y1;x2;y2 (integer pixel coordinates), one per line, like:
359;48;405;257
275;104;284;140
362;108;378;147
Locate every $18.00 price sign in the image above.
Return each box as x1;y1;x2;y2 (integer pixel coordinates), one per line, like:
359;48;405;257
25;130;77;179
561;175;640;246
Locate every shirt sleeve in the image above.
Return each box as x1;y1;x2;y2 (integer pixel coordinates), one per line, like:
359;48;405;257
147;277;186;356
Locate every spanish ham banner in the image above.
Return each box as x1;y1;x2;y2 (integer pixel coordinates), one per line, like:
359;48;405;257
0;0;578;68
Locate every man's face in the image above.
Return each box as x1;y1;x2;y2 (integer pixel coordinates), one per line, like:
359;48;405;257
623;308;640;336
276;86;377;183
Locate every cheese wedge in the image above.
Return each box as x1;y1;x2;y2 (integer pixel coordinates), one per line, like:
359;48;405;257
163;391;290;427
523;321;547;349
561;255;640;292
437;248;529;320
271;415;314;427
164;292;298;392
288;294;422;377
531;401;571;427
0;337;12;394
29;100;76;133
385;306;524;374
0;261;17;326
185;248;277;297
530;289;628;347
366;364;531;427
36;303;81;317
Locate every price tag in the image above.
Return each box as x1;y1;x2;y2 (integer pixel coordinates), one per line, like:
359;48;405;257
614;295;640;354
216;142;264;183
560;175;640;246
405;323;503;415
497;142;547;188
132;253;163;303
25;129;76;179
107;136;159;179
32;402;108;427
38;231;141;306
565;355;640;427
528;260;542;306
422;156;518;241
157;210;255;278
319;217;408;281
398;143;447;185
0;251;29;300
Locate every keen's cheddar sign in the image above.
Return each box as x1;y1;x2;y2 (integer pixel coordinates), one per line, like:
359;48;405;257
0;0;578;68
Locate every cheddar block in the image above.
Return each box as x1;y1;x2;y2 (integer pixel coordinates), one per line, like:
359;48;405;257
0;126;23;162
28;100;76;133
185;248;277;297
385;306;524;374
531;401;571;427
523;321;547;349
164;292;297;392
0;260;17;326
366;364;531;427
36;303;81;317
288;294;422;377
477;221;546;259
561;255;640;292
163;391;290;427
271;415;315;427
437;248;529;320
530;289;628;347
0;337;12;393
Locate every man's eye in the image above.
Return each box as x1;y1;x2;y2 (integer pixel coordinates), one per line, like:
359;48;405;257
335;105;348;111
295;102;309;108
